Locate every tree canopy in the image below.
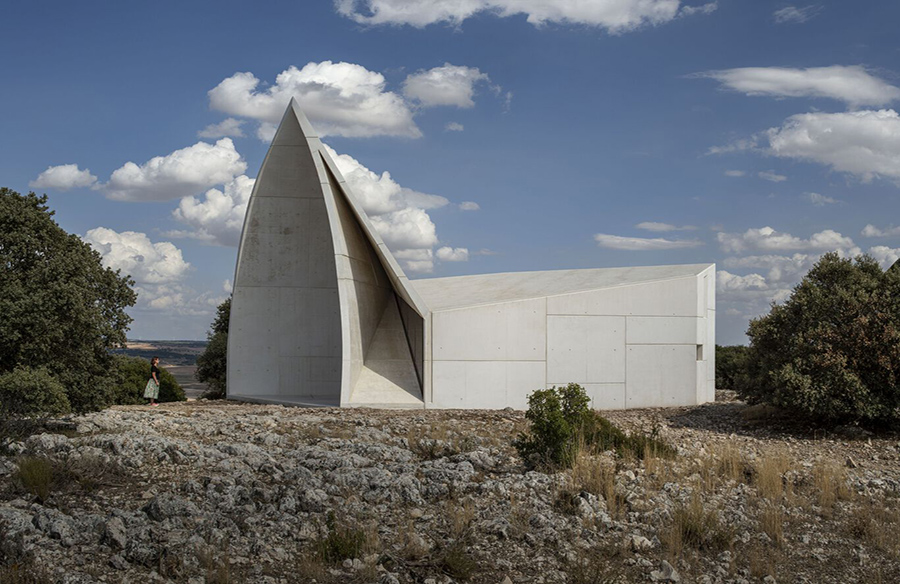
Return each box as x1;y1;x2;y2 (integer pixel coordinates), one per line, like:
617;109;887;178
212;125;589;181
196;296;230;398
0;188;137;412
736;253;900;426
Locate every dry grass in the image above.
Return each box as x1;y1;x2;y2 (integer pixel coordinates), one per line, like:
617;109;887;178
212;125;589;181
847;498;900;558
407;423;475;460
811;459;853;510
565;541;631;584
661;492;734;559
445;499;476;539
753;448;792;501
759;502;785;546
570;446;623;519
746;542;781;580
399;519;430;560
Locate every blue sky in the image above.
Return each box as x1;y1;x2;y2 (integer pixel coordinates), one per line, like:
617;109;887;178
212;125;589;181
3;1;900;343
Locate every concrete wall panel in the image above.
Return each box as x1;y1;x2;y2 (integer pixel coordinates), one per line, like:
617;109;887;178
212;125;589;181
625;345;698;408
546;316;625;384
431;360;545;410
583;383;626;410
625;316;702;345
433;299;545;361
547;277;699;317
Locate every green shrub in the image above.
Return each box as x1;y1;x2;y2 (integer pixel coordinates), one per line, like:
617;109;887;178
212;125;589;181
736;253;900;426
514;383;674;470
514;383;592;469
715;345;749;390
0;367;70;417
113;355;185;403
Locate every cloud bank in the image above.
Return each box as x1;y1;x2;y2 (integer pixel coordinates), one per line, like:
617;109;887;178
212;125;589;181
335;0;715;33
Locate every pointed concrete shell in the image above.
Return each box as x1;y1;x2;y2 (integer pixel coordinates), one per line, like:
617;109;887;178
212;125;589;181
228;99;427;407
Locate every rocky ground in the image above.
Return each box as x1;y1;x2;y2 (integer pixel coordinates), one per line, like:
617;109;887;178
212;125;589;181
1;392;899;584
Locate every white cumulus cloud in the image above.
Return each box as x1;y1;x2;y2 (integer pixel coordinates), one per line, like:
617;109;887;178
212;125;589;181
105;138;247;202
717;226;859;255
324;144;448;214
717;270;768;292
83;227;191;284
335;0;716;33
695;66;900;107
198;118;245;139
30;164;98;190
594;233;704;250
445;122;465;132
862;224;900;238
459;201;480;211
766;109;900;182
868;246;900;269
724;170;746;177
403;64;490;108
208;62;420;138
774;5;822;24
436;246;469;262
169;175;256;246
82;227;227;315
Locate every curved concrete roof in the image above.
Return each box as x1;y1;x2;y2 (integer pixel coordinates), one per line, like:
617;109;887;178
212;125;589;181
411;263;713;311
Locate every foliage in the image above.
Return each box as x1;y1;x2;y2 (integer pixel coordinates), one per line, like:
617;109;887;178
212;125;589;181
196;297;230;399
514;383;592;469
0;189;137;412
0;367;70;417
113;355;186;403
715;345;749;390
315;512;366;565
736;253;900;426
514;383;674;470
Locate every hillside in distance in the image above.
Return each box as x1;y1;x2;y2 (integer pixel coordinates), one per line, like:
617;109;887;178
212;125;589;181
112;340;208;367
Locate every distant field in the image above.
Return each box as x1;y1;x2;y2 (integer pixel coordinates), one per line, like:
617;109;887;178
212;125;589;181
113;340;208;367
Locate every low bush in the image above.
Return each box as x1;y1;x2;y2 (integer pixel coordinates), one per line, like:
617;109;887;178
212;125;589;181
113;355;185;403
314;512;368;565
439;542;478;580
514;383;675;470
0;367;70;417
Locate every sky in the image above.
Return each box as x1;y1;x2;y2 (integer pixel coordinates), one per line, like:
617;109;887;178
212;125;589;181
3;1;900;344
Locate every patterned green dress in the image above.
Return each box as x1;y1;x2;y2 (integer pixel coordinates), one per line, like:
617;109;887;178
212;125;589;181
144;365;160;399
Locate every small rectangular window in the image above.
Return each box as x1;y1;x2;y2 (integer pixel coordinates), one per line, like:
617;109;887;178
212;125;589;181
696;345;704;361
